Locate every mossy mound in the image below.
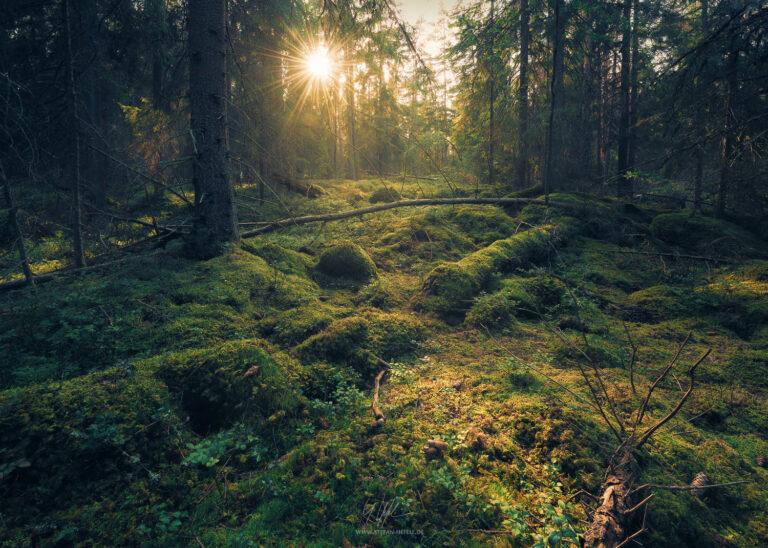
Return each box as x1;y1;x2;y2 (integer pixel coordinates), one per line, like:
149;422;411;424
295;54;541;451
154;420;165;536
651;213;768;257
259;304;342;346
376;212;476;262
171;247;318;310
157;340;301;433
466;276;570;329
420;223;573;318
369;186;401;203
354;279;399;310
241;241;313;277
315;242;378;282
448;206;517;244
295;311;426;372
626;280;768;338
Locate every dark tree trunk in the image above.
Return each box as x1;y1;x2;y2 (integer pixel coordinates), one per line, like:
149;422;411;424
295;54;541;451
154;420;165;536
717;30;738;218
616;0;633;198
544;0;566;201
693;146;704;213
187;0;239;258
64;0;86;268
487;0;496;186
0;165;35;285
517;0;530;189
628;0;639;170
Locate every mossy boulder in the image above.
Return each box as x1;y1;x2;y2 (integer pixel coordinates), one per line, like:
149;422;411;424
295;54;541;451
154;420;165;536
315;243;378;281
369;186;401;203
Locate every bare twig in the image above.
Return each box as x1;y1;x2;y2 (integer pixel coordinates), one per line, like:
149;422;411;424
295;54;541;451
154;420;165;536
632;333;691;434
636;348;711;448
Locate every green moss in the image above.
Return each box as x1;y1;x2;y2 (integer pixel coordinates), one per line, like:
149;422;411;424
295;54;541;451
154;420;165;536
315;242;378;281
369;186;401;203
449;206;516;244
259;304;340;346
376;213;476;262
241;241;313;277
651;213;768;257
466;276;569;329
420;223;572;318
354;279;399;310
157;339;300;433
295;311;426;371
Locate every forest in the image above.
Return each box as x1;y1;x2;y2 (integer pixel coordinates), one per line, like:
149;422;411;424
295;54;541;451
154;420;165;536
1;0;767;545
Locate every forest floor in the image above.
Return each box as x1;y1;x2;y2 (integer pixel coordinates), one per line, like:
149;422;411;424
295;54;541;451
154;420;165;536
1;177;767;547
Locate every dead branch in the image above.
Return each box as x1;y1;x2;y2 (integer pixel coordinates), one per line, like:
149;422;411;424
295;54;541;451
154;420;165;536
632;333;691;434
0;259;128;292
371;369;387;427
240;197;569;237
636;349;711;448
630;479;750;495
610;249;736;263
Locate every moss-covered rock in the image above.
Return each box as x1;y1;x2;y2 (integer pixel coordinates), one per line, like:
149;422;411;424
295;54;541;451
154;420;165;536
315;243;378;281
449;206;516;244
369;186;401;203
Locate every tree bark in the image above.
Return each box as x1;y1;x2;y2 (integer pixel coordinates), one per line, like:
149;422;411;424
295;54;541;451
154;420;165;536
0;167;34;286
717;26;738;218
584;450;640;547
616;0;633;198
64;0;86;268
187;0;239;258
517;0;530;189
544;0;566;201
487;0;496;186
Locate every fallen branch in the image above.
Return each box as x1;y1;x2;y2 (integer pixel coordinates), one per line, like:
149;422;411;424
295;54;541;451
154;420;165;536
0;259;128;292
241;197;569;237
371;369;387;427
611;249;736;263
630;479;750;495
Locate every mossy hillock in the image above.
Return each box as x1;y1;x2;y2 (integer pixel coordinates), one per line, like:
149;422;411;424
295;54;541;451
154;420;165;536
315;242;378;282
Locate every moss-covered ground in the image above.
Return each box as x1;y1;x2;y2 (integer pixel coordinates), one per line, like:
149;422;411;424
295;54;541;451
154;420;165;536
1;178;767;546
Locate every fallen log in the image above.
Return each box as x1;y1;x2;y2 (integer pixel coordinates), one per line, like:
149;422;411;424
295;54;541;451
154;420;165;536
241;197;569;238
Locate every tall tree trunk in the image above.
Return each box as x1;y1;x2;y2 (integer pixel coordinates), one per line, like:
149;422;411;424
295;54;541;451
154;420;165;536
580;4;594;186
544;0;566;201
517;0;530;189
693;146;704;213
616;0;633;198
0;165;34;285
628;0;639;170
596;46;606;182
487;0;496;186
717;44;737;218
346;54;359;180
187;0;239;258
64;0;86;268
